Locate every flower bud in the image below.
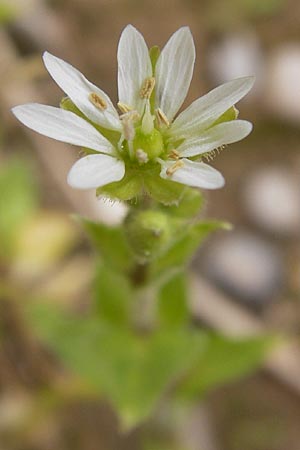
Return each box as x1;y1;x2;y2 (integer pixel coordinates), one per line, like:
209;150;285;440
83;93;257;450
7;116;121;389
124;209;172;262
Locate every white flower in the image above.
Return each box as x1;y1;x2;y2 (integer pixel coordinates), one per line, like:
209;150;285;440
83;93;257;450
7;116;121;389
12;25;254;193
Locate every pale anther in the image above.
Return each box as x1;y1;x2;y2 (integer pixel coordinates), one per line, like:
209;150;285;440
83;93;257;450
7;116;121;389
155;108;170;127
166;160;184;176
120;110;140;122
140;77;155;99
168;149;180;160
136;149;149;164
89;93;107;110
117;102;133;114
120;113;137;141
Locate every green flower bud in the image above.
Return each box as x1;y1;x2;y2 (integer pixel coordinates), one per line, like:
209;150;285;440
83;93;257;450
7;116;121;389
124;209;172;262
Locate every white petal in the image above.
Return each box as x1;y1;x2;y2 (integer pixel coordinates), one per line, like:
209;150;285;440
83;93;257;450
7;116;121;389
159;158;225;189
12;104;115;154
177;120;253;157
67;154;125;189
155;27;195;121
43;52;121;131
170;76;255;139
117;25;152;114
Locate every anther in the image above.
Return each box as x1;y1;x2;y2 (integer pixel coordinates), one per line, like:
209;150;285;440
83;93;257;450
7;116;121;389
155;108;170;127
120;112;138;142
120;110;140;122
166;160;184;176
140;77;155;99
136;149;149;164
89;93;107;110
168;149;180;160
122;121;135;142
117;102;133;114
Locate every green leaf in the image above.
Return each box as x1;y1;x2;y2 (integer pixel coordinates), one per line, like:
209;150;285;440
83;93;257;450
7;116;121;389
0;2;16;23
26;302;206;430
78;217;134;273
150;221;231;280
176;333;272;401
0;160;38;258
157;272;189;328
94;263;134;327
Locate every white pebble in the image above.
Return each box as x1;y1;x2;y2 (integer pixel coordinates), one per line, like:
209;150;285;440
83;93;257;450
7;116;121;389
243;167;300;236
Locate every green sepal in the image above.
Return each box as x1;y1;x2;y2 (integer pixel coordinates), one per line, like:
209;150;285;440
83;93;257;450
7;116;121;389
212;106;239;126
149;46;160;72
77;216;134;274
149;46;160;112
60;96;83;117
97;171;143;202
143;171;186;206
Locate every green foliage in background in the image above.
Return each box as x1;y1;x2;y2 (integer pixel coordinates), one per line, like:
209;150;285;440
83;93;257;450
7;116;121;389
26;198;270;429
0;160;38;260
0;1;17;23
1;160;272;431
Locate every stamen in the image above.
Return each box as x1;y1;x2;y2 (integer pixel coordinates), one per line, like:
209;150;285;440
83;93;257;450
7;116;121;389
141;102;154;134
89;92;107;110
155;108;170;127
122;120;135;142
140;77;155;99
166;160;184;176
168;149;180;160
120;111;139;142
120;110;140;122
117;102;133;114
136;149;149;164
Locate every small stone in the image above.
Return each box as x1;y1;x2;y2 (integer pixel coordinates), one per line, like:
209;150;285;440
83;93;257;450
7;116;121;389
208;31;263;93
243;167;300;236
201;231;284;306
265;44;300;121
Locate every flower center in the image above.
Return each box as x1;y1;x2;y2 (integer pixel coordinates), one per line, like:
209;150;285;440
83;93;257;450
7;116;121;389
133;126;164;161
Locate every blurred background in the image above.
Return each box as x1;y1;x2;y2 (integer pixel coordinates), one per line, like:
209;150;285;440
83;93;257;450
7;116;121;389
0;0;300;449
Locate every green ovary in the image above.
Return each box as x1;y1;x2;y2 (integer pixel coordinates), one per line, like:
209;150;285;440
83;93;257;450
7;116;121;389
133;127;164;160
